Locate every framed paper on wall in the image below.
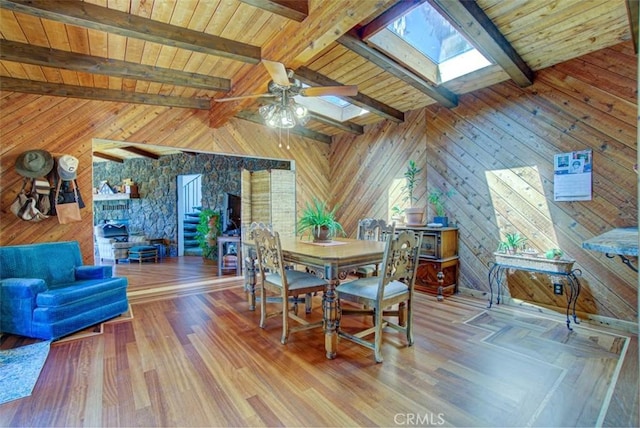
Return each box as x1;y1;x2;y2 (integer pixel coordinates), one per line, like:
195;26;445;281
553;149;592;201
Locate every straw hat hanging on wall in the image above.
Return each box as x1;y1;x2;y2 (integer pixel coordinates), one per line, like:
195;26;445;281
15;150;54;178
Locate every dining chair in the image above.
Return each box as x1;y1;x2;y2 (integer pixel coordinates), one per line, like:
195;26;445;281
336;230;423;363
253;225;328;344
355;218;395;277
244;222;315;313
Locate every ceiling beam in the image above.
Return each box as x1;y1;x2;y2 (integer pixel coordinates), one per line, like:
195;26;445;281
359;0;426;41
428;0;534;87
0;40;231;92
626;0;639;53
239;0;308;22
235;110;332;144
294;67;404;123
121;146;160;160
0;0;261;64
0;77;211;109
93;152;124;163
337;31;458;108
307;112;364;135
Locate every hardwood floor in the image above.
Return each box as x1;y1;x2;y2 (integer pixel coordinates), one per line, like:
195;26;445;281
1;256;638;427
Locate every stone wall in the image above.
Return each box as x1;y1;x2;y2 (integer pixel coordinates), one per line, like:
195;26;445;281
93;153;289;244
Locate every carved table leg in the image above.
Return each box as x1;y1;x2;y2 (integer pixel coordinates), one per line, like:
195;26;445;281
244;255;257;311
323;263;339;359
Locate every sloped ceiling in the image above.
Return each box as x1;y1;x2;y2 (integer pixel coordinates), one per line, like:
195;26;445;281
0;0;635;153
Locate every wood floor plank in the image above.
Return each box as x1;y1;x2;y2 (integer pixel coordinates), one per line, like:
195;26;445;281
0;256;637;427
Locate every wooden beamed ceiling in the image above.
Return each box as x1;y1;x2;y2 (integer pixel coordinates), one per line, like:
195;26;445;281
0;40;231;91
0;0;634;144
0;0;262;63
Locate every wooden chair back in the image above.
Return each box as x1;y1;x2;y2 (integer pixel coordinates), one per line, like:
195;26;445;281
253;225;288;289
376;230;422;300
357;218;395;242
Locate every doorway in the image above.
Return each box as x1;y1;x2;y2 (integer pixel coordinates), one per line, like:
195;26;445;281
177;174;202;256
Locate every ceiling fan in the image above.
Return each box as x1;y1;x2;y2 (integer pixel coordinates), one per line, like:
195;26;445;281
214;60;358;102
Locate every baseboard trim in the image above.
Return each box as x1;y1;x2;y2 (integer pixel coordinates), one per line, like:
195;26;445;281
457;286;638;334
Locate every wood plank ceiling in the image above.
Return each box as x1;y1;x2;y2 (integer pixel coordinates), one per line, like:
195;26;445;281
0;0;635;159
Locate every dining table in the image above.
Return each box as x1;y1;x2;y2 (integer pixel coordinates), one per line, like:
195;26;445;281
246;236;386;359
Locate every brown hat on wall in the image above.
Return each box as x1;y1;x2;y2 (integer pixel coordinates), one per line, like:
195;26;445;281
15;150;54;178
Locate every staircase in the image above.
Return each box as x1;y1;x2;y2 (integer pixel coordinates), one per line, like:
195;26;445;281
183;209;201;256
181;174;203;257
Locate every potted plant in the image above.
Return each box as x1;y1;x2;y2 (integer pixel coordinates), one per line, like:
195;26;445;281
391;205;405;224
428;189;455;227
498;232;528;255
402;160;424;225
298;197;345;242
195;208;221;259
545;248;563;260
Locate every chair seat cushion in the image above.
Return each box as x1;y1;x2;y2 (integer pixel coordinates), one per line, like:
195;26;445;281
36;278;127;306
356;264;377;277
129;245;156;253
337;278;408;301
265;269;327;292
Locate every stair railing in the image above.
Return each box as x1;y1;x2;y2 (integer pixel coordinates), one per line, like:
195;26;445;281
183;175;202;215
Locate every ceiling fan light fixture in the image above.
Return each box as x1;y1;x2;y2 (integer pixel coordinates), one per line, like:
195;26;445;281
293;103;307;118
259;98;308;129
259;104;275;121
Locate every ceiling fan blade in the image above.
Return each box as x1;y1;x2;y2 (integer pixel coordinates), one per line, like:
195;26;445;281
214;93;276;102
262;60;290;87
300;85;358;97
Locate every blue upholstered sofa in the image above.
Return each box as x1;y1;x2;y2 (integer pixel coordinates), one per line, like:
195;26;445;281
0;241;128;340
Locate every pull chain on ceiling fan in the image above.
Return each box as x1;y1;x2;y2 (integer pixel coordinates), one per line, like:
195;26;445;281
215;60;358;129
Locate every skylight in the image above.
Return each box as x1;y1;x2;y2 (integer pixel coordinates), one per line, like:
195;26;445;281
368;2;491;83
295;84;368;122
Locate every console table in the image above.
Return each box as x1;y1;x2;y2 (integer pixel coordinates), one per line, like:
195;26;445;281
582;227;638;272
488;253;581;330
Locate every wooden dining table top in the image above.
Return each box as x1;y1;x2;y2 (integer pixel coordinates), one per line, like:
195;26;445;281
275;236;386;272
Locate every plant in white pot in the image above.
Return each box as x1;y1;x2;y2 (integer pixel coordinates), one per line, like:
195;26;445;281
402;160;424;226
428;189;455;227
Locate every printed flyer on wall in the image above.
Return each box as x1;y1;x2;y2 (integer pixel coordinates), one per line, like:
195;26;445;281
553;149;592;201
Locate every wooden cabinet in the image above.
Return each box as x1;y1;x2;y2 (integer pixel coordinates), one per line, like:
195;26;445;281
397;226;459;298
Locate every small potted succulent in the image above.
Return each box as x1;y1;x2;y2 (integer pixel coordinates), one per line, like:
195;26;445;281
498;232;528;255
391;205;405;224
545;248;564;260
428;189;455;227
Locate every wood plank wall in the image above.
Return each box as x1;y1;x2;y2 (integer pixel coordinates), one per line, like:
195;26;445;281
0;102;330;260
0;41;636;324
330;41;637;323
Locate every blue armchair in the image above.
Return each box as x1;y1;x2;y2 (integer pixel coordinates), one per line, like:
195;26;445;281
0;241;128;340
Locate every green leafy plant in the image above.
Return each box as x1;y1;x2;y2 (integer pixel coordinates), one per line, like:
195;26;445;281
428;189;455;217
401;160;422;207
499;232;528;253
195;208;221;259
545;248;564;259
298;198;345;240
391;205;404;216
